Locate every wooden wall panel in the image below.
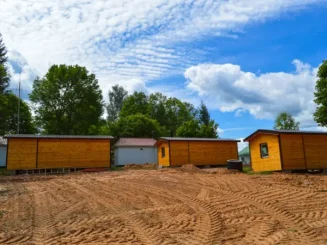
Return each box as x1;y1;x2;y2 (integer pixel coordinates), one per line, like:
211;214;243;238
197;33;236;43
280;134;306;170
37;139;110;169
249;134;282;172
189;141;238;166
170;141;189;166
7;139;37;170
157;141;170;166
303;135;327;169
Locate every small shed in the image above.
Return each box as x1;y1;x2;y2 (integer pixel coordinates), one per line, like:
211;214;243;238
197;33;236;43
0;137;7;167
239;146;250;165
4;134;113;170
156;137;240;167
244;129;327;172
113;138;157;166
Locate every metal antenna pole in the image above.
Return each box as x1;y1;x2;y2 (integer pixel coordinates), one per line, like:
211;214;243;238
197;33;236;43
17;72;21;134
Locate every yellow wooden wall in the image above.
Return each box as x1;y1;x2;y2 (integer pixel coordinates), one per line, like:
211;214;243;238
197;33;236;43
249;134;282;172
170;141;189;166
7;139;37;170
280;134;306;170
37;139;110;169
303;135;327;169
157;141;170;166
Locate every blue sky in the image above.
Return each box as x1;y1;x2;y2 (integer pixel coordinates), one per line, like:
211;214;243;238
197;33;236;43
1;0;327;147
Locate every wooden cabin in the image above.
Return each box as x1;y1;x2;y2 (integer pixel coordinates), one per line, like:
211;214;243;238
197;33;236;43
4;134;113;170
156;137;240;167
244;129;327;172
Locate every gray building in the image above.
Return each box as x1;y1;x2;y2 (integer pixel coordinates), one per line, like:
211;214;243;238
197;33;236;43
0;137;7;167
113;138;157;166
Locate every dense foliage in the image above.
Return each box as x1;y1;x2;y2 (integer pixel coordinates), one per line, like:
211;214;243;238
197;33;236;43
30;65;104;135
314;60;327;126
273;112;300;130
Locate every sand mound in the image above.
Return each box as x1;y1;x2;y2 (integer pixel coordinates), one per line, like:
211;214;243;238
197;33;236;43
179;164;201;172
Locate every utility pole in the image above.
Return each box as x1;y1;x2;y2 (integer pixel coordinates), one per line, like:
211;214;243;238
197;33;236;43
17;72;21;134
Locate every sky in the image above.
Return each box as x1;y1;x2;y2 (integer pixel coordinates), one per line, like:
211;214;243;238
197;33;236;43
1;0;327;150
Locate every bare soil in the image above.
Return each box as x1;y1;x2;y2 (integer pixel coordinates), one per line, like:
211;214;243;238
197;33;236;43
1;168;327;244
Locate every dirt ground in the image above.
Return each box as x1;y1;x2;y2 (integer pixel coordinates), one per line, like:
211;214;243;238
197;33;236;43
1;167;327;245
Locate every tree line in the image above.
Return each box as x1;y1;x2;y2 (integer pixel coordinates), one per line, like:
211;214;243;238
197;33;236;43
1;31;327;136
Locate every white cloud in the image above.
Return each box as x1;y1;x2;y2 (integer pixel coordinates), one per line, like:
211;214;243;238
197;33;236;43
184;60;320;128
0;0;324;96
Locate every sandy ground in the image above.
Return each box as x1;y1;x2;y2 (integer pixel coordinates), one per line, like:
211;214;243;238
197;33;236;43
1;167;327;245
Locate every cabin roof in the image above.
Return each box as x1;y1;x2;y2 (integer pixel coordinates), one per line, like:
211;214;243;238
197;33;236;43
114;138;156;147
158;137;240;142
4;134;114;139
0;136;7;146
244;129;327;142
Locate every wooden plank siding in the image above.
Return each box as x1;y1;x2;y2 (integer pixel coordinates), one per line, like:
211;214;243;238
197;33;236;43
37;139;110;169
157;141;170;166
250;134;282;172
170;141;189;166
280;134;306;170
7;139;37;170
303;135;327;169
189;141;238;166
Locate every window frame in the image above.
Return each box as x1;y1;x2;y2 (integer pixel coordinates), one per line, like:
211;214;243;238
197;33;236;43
161;147;166;158
260;143;269;159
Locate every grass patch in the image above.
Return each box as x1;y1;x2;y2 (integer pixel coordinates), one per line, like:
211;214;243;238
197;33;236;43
0;168;11;176
242;166;252;173
242;166;273;175
110;166;125;171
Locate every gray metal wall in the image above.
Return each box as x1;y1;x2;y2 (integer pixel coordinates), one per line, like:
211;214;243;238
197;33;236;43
0;146;7;167
114;147;157;166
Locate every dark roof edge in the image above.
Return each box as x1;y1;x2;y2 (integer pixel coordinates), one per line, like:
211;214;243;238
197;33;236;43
158;137;240;142
244;129;327;142
4;134;114;139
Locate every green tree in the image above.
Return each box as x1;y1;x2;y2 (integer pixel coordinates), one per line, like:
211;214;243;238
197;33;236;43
314;60;327;126
176;119;218;138
0;33;7;65
274;112;300;130
120;92;148;118
0;93;37;135
199;100;210;126
29;65;104;135
147;92;168;126
198;120;219;138
106;84;128;122
0;33;9;94
110;113;167;138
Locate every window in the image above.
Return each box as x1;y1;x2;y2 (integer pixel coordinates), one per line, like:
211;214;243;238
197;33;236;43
161;147;165;158
260;143;269;158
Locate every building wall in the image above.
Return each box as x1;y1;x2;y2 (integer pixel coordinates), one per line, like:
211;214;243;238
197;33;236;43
0;146;7;167
280;134;306;170
189;141;238;166
157;141;170;166
7;139;37;170
170;141;189;166
7;138;111;170
114;147;157;166
38;139;110;169
303;134;327;169
249;134;282;172
169;141;238;167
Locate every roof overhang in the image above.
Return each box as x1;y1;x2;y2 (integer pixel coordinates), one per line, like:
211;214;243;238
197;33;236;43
4;134;114;140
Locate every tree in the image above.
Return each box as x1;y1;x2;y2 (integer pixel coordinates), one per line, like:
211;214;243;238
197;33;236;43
110;113;167;138
0;33;7;65
120;92;149;118
176;119;219;138
0;93;37;135
199;100;210;126
274;112;300;130
314;60;327;126
30;65;104;135
147;92;167;126
106;85;128;122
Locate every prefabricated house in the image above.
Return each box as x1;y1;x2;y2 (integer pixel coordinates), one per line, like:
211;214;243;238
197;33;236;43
239;146;250;165
244;129;327;172
0;137;7;168
4;134;113;170
113;138;157;166
156;137;240;167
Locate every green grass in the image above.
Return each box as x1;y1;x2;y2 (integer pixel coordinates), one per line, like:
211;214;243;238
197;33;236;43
242;166;273;175
0;168;11;176
242;166;252;173
110;166;125;171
